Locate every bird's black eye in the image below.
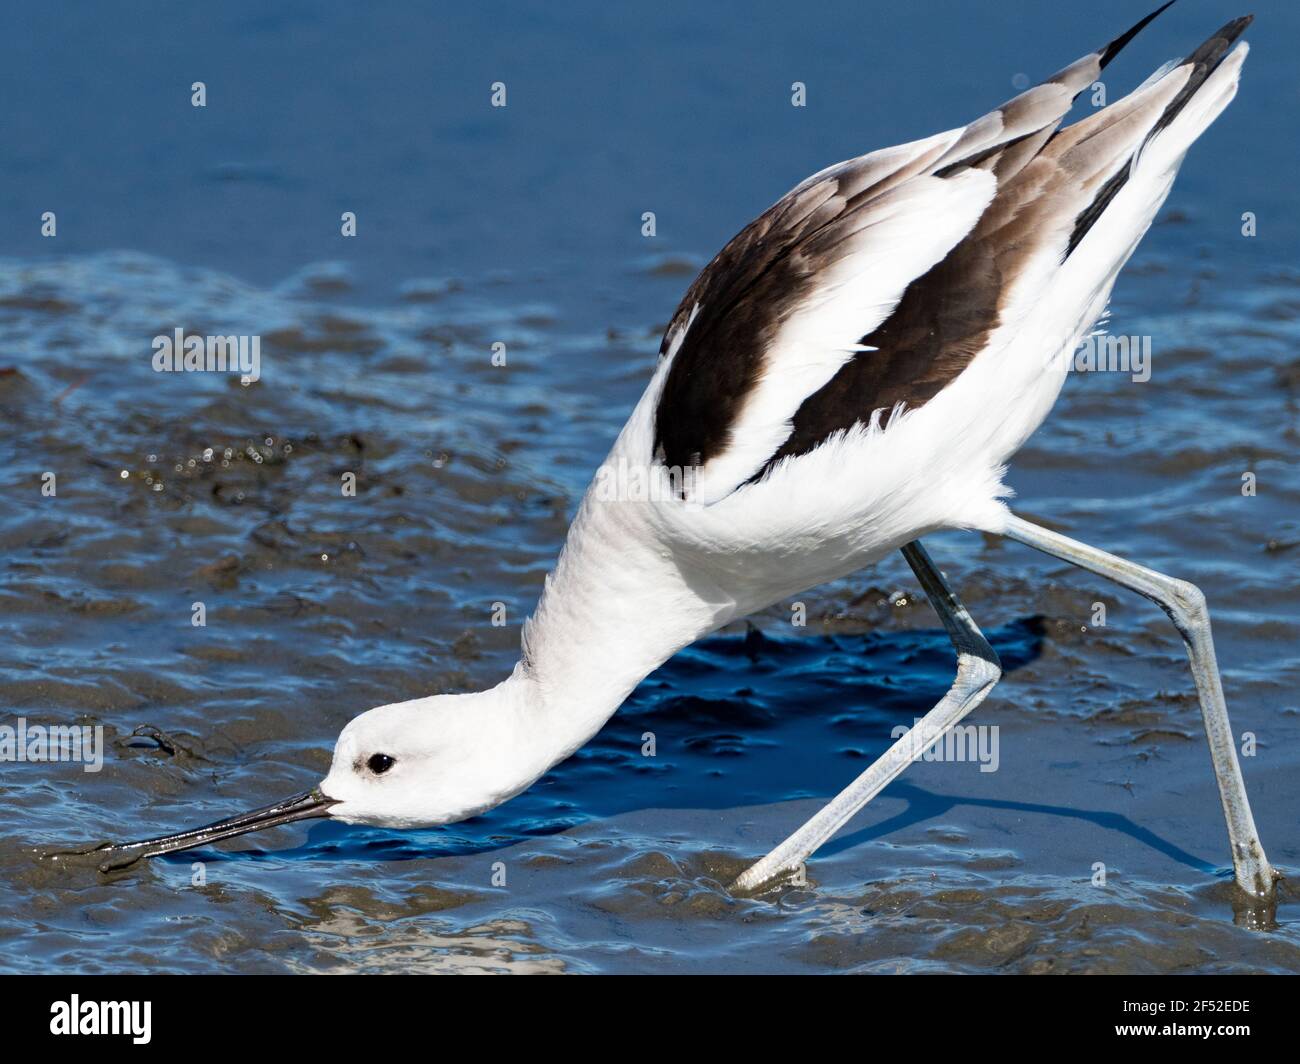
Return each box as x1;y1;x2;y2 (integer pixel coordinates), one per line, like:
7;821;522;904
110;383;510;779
367;753;395;775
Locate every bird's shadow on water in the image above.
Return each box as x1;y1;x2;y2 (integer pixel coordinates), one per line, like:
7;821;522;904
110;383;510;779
818;779;1220;878
158;616;1216;881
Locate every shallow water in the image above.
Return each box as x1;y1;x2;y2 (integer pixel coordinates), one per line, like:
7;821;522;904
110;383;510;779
1;0;1298;973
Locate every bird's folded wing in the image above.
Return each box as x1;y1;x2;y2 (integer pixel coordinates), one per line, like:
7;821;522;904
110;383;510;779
651;2;1191;506
653;158;995;505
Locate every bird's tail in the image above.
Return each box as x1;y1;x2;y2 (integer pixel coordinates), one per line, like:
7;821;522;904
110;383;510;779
1051;13;1253;257
1133;15;1252;172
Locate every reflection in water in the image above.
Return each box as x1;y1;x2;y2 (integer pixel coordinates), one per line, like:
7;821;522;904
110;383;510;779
292;910;568;975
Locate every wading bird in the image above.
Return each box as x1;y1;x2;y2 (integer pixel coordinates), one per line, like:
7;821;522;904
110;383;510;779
99;5;1276;896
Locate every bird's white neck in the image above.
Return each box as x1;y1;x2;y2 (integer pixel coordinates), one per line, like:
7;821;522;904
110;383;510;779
499;485;731;777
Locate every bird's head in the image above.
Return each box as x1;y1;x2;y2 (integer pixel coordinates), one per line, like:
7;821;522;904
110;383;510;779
320;693;540;827
96;684;544;871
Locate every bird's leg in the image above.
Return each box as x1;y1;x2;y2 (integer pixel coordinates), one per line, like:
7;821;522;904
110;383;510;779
732;540;1001;892
1000;513;1277;897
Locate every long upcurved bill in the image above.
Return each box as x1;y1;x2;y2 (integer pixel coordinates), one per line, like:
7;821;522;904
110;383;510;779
93;788;337;872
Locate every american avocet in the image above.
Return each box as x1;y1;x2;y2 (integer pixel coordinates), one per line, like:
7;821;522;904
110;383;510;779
100;6;1276;896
